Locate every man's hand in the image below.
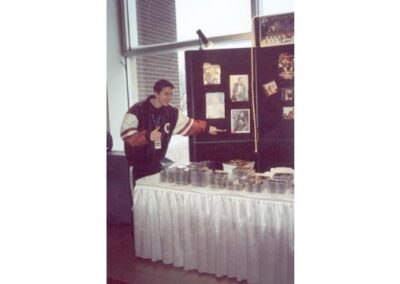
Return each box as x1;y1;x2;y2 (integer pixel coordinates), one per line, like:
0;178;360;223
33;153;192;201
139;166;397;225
150;126;162;141
208;126;226;135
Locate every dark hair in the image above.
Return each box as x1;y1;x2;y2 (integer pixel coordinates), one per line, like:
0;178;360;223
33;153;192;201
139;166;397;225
153;79;174;93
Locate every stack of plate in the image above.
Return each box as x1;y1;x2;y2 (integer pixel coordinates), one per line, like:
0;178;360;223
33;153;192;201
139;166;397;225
167;167;176;183
233;182;244;191
190;168;210;187
217;171;228;189
175;166;190;185
209;171;218;188
201;169;211;187
273;173;294;193
226;175;238;190
190;169;202;187
276;180;289;193
267;180;277;193
159;169;167;182
254;179;266;192
174;167;182;184
209;171;228;189
245;181;254;192
273;173;294;181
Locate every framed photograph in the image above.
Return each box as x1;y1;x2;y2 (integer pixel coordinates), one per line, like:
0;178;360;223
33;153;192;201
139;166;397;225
203;63;221;85
231;109;250;134
262;80;278;96
257;13;294;47
282;106;294;120
282;88;294;101
229;74;249;102
206;92;225;119
278;53;294;80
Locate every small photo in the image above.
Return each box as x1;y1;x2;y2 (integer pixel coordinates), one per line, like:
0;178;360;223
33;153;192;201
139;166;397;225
278;53;294;80
206;92;225;119
231;109;250;134
282;107;294;120
229;75;249;102
282;88;294;101
263;81;278;96
203;63;221;85
259;13;294;47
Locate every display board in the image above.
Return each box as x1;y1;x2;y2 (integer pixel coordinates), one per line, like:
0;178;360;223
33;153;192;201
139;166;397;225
185;45;294;172
185;48;256;163
254;45;294;171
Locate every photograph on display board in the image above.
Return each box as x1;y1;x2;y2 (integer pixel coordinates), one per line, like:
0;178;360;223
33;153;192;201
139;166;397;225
203;63;221;85
259;13;294;47
263;80;278;96
206;92;225;119
282;88;294;101
229;75;249;102
282;106;294;120
231;109;250;134
278;53;294;80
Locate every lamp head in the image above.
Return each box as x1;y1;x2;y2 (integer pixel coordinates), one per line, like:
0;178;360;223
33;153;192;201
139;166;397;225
196;29;213;48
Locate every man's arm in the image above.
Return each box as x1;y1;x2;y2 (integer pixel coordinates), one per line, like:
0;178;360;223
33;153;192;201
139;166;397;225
174;112;207;136
174;111;223;136
121;113;162;146
120;113;148;146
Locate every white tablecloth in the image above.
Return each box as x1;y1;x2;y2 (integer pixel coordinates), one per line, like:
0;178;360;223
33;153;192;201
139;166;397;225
132;173;294;284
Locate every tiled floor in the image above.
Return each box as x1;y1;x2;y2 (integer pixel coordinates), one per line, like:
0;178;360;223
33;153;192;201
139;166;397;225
107;224;248;284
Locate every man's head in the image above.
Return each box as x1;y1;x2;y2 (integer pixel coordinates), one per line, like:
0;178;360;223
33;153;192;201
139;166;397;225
153;79;174;107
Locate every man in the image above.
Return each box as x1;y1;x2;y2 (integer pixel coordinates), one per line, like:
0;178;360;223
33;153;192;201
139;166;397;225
121;79;222;181
231;76;247;102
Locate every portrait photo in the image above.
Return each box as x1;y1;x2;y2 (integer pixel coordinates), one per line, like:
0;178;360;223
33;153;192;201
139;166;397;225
263;80;278;96
203;63;221;85
278;53;294;80
259;13;294;47
282;106;294;120
282;88;294;101
206;92;225;119
231;109;250;134
229;74;249;102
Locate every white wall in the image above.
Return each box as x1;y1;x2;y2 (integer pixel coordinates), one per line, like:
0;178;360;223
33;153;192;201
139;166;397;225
107;0;129;151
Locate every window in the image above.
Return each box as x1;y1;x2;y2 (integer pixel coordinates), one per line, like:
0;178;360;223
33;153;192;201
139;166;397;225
126;0;178;48
129;51;182;108
261;0;294;15
175;0;251;41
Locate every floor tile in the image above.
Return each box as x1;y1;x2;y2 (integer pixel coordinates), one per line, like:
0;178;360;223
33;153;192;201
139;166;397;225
156;263;186;281
180;270;217;284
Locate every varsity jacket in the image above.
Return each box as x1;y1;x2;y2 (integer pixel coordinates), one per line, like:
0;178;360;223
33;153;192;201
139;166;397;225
120;95;208;179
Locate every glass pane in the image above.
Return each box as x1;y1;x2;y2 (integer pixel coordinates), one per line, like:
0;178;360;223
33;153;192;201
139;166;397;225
127;0;179;47
129;51;184;110
261;0;294;15
176;0;251;41
127;0;251;48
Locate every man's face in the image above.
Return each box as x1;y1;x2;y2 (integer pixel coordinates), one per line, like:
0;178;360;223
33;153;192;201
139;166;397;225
156;87;173;106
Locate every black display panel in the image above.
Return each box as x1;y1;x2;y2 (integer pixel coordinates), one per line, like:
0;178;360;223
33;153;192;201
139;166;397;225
185;48;256;163
255;45;294;171
185;45;294;172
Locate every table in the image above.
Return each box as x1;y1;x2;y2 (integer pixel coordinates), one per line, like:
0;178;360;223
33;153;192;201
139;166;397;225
132;173;294;284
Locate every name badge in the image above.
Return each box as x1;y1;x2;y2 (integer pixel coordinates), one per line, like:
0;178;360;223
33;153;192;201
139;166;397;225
154;139;162;149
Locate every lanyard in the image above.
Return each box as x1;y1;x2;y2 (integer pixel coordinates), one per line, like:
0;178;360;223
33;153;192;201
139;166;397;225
151;113;161;128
